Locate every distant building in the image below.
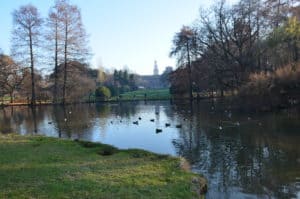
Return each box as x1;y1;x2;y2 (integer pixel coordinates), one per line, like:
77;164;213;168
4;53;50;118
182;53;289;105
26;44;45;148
136;65;173;89
153;60;159;76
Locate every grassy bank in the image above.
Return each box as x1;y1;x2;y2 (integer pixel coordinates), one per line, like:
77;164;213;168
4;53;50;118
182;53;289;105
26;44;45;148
0;134;206;199
117;89;171;101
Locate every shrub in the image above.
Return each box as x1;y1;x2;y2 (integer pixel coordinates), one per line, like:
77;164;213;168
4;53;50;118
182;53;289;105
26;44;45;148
95;86;111;101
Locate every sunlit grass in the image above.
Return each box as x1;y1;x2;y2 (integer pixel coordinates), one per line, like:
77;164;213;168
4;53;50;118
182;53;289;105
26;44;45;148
0;134;204;199
118;89;171;100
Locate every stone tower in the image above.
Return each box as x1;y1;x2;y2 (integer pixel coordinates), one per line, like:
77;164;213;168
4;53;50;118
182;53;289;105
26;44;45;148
153;60;159;75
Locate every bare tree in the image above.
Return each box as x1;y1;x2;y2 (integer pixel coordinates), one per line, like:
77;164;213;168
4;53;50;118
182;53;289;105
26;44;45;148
170;26;198;100
53;0;90;104
11;4;43;106
46;3;63;103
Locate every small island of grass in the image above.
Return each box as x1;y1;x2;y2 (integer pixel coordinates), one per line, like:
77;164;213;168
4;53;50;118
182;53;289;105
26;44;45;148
0;134;206;199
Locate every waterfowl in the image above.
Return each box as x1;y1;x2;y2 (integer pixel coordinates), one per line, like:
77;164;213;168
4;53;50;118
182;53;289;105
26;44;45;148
133;121;139;125
218;126;223;130
156;129;162;133
150;119;155;122
48;121;52;124
175;124;182;128
155;112;159;115
64;118;67;122
138;117;142;120
165;123;171;127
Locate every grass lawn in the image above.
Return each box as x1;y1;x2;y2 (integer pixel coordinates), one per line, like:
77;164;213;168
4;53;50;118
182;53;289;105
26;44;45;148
119;89;171;100
0;134;206;199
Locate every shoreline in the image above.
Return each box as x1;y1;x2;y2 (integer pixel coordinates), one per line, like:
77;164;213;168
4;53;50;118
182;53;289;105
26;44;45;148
0;134;207;198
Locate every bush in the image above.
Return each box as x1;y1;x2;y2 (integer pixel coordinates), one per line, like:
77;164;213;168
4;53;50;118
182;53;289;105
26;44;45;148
95;86;111;101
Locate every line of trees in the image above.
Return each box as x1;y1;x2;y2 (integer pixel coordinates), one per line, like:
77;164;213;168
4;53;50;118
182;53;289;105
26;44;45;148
1;0;91;105
170;0;300;99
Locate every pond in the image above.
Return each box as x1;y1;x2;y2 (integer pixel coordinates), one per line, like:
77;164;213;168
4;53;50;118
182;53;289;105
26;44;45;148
0;100;299;199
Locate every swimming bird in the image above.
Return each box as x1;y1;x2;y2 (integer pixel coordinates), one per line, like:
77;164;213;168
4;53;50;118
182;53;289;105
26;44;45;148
219;126;223;130
150;119;155;122
133;121;139;125
138;117;142;120
165;123;171;127
69;111;72;114
155;112;159;115
48;121;52;124
175;124;182;128
64;118;67;122
156;129;162;133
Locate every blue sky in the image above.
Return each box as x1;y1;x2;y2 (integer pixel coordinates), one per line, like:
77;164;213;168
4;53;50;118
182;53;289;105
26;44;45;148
0;0;222;75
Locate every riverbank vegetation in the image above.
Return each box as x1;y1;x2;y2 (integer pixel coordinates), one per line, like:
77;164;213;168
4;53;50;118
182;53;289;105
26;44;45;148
170;0;300;108
0;134;206;198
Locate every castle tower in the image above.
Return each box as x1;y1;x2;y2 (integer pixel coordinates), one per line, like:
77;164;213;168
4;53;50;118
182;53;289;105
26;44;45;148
153;60;159;75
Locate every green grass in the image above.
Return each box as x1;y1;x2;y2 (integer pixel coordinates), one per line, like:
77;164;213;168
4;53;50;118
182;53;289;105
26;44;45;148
118;89;171;100
0;134;205;199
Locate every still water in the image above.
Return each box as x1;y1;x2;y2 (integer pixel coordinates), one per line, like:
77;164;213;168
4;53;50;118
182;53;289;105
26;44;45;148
0;100;299;199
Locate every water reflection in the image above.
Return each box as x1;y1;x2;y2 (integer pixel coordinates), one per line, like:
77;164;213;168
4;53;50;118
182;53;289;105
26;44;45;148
0;101;299;199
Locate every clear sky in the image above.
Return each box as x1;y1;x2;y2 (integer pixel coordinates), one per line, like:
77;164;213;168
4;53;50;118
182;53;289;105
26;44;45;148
0;0;220;75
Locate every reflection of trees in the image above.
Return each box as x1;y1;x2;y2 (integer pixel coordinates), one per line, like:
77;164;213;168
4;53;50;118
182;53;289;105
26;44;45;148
52;105;97;139
0;106;47;134
0;108;14;133
109;102;138;118
171;103;300;199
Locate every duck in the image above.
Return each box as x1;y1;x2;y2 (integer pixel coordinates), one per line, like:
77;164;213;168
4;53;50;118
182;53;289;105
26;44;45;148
155;112;159;115
175;124;182;128
64;118;67;122
138;117;142;120
48;121;52;124
150;119;155;122
218;126;223;130
133;121;139;125
165;123;171;127
156;129;162;133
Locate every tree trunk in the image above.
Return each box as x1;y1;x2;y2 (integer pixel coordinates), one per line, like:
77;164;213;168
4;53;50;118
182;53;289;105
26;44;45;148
29;28;36;106
62;23;68;105
10;92;13;104
53;21;59;104
187;41;193;101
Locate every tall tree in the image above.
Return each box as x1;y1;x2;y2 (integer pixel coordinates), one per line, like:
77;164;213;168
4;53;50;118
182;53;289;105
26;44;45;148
11;4;43;106
46;3;63;103
170;26;198;100
54;0;90;104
